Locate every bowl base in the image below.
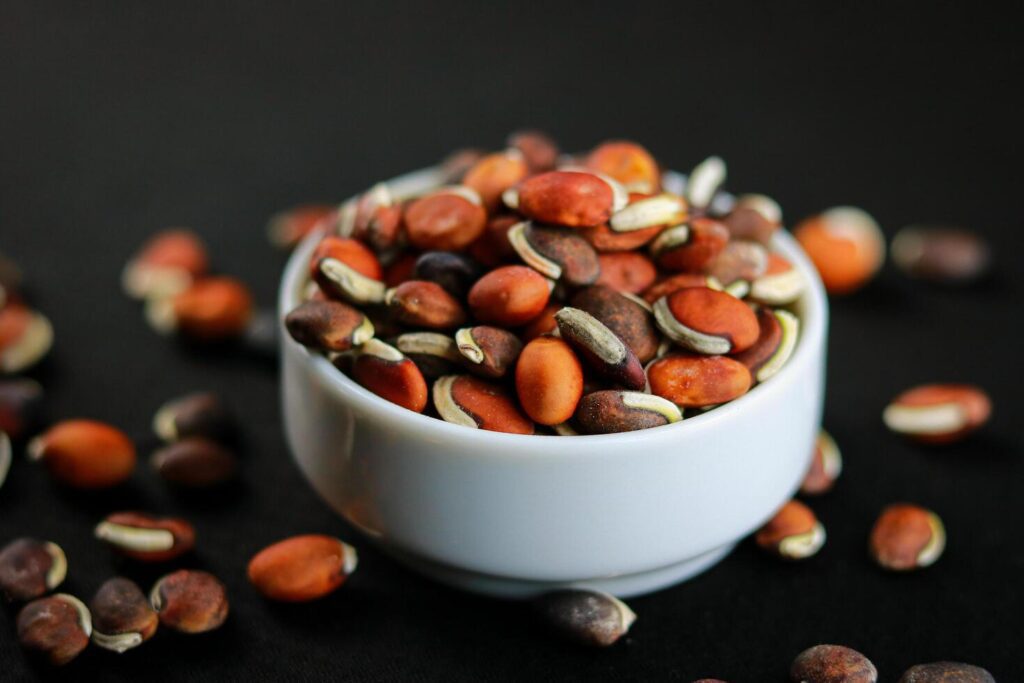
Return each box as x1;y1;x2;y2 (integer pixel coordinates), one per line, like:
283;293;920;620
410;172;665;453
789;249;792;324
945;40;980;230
379;542;737;599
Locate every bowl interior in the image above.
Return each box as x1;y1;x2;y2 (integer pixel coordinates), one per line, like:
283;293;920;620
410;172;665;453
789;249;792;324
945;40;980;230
278;166;829;451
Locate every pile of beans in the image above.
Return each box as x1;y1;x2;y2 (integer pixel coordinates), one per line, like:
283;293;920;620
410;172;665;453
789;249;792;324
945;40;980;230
284;135;809;435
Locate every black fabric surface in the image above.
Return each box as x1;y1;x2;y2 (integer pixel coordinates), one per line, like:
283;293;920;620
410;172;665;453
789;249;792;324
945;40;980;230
2;3;1022;681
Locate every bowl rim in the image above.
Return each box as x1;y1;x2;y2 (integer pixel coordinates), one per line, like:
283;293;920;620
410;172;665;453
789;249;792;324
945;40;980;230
279;165;829;451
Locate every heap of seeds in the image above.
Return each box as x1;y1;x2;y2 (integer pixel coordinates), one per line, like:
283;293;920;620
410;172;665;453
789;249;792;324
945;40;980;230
284;135;809;435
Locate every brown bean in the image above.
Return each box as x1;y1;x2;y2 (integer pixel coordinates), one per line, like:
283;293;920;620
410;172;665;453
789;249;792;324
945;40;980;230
799;430;842;496
794;207;884;295
869;503;945;571
95;512;196;562
350;339;429;412
595;252;657;294
647;354;752;408
285;299;375;352
147;277;254;341
463;151;530;211
555;307;645;389
122;229;209;300
248;534;357;602
468;265;551;327
90;577;158;653
17;594;92;665
571;285;659;363
897;662;995;683
732;307;799;382
585;141;660;193
790;644;877;683
891;225;991;284
28;419;136;489
515;337;584;425
413;251;482;299
0;304;54;374
755;500;826;559
151;437;238;487
0;538;67;602
507;130;559;173
384;280;468;329
882;383;991;444
346;184;404;251
153;391;235;444
654;287;759;354
0;378;44;440
404;187;487;251
433;375;534;434
513;171;625;228
651;218;729;272
455;326;523;379
534;589;636;647
266;204;335;250
150;569;228;634
508;222;601;286
574;390;682;434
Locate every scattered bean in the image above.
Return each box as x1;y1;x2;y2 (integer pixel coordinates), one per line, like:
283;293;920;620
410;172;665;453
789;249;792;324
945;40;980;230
891;226;990;285
869;503;945;571
0;538;67;602
799;430;842;496
897;662;995;683
790;644;878;683
755;500;826;559
266;204;335;250
121;229;209;300
534;589;636;647
0;303;54;374
151;437;238;487
95;512;196;562
794;207;884;295
89;577;158;653
153;391;235;445
146;276;254;341
883;383;991;444
16;594;92;666
28;419;136;489
150;569;228;634
247;534;357;602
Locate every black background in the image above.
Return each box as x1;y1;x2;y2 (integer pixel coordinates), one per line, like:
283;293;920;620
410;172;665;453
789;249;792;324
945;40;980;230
2;2;1023;681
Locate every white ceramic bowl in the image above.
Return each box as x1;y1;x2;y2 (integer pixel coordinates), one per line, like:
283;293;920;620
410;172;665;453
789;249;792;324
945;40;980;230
279;166;829;598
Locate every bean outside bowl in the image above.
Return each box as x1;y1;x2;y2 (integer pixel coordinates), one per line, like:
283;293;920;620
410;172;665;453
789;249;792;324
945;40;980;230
279;166;829;598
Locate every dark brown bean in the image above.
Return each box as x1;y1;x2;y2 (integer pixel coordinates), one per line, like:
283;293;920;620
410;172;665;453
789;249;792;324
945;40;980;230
790;644;878;683
897;662;995;683
16;594;92;665
151;437;239;487
153;391;235;444
150;570;229;634
0;538;67;602
90;577;158;653
534;590;636;647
